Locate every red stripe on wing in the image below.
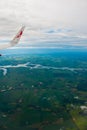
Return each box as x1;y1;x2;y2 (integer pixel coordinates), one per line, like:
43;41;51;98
16;31;23;38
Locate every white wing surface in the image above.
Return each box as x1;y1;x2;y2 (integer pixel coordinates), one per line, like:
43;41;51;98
0;26;25;50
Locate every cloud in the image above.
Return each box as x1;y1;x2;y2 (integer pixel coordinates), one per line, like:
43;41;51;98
0;0;87;49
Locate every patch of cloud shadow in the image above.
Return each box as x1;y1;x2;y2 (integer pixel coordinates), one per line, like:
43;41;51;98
47;29;55;34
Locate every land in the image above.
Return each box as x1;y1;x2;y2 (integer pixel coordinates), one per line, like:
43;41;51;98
0;49;87;130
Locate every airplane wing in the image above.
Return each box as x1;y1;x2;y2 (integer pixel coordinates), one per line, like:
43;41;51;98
0;26;25;50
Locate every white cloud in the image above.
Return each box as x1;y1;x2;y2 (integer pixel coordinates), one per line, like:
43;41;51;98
0;0;87;49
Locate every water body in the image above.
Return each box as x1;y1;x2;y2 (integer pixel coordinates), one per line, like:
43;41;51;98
0;62;87;76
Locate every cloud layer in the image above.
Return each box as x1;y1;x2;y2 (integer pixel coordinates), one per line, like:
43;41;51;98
0;0;87;49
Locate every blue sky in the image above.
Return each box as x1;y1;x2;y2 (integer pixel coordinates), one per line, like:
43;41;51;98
0;0;87;49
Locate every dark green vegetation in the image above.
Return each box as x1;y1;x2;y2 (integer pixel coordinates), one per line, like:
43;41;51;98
0;49;87;130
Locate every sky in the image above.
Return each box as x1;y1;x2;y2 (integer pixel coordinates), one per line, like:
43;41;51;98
0;0;87;49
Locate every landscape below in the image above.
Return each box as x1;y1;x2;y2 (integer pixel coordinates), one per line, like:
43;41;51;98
0;48;87;130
